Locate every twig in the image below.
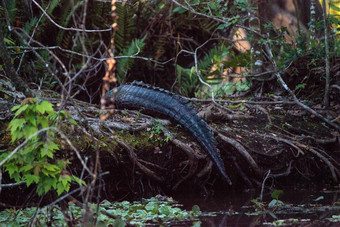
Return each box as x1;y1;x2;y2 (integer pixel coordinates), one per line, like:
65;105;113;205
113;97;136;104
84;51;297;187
31;0;111;33
264;44;340;131
43;187;85;209
260;170;271;202
269;160;293;178
0;181;26;188
171;0;264;37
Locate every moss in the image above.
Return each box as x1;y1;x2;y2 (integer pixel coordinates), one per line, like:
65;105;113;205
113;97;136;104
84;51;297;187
0;121;11;147
114;130;157;149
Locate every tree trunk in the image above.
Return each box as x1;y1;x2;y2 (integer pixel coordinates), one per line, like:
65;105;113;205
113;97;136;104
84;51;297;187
0;26;33;97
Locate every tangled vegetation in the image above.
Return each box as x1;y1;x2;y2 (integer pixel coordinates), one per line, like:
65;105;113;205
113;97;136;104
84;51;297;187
0;0;340;226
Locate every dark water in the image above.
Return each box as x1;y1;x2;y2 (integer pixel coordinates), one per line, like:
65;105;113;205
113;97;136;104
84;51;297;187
173;188;340;226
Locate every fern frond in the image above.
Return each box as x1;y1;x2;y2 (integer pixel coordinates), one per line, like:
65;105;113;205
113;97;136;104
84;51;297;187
6;0;17;23
116;35;147;82
23;17;38;34
38;0;59;26
175;44;231;96
56;1;83;47
115;3;137;53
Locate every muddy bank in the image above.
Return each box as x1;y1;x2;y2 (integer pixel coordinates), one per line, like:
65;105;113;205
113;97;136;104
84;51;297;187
1;96;339;205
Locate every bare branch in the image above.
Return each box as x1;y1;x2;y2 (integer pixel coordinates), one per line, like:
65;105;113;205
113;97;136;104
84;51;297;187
32;0;111;33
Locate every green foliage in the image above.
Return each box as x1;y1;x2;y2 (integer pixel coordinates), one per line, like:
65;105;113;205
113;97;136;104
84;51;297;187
113;2;150;82
4;0;17;23
175;44;232;96
149;120;172;147
115;2;137;53
0;196;201;226
55;1;84;47
251;198;266;212
271;189;284;200
295;83;306;91
280;12;340;65
1;99;83;196
176;43;251;98
116;35;146;82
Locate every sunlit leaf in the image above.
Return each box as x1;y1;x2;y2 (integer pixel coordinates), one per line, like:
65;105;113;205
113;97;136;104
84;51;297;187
36;101;54;114
14;104;29;117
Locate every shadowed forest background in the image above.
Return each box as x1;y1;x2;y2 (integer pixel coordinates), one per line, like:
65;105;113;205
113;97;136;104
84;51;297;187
0;0;340;226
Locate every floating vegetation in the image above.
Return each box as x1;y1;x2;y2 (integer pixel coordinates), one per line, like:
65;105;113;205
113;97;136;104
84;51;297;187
0;196;201;227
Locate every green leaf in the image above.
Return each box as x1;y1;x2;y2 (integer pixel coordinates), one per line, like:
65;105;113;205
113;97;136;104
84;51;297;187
25;174;40;186
41;177;57;193
36;101;54;114
13;104;29;117
23;126;38;139
60;176;71;188
19;164;34;172
159;205;171;215
43;182;52;193
330;2;340;12
6;164;19;176
192;205;200;213
192;221;201;227
116;36;146;81
313;196;324;201
28;115;37;127
208;2;217;10
217;23;229;30
11;105;21;112
72;176;85;186
44;163;59;172
295;83;306;90
56;183;65;195
8;118;26;132
48;142;59;151
173;7;187;14
4;38;15;45
112;219;126;227
271;189;284;200
39;117;49;128
67;118;77;125
41;147;54;158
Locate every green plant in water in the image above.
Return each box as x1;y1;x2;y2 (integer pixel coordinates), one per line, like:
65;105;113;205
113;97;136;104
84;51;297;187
1;98;83;195
0;196;201;226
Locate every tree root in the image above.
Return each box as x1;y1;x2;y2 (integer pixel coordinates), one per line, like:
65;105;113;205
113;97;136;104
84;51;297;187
243;129;340;183
103;127;164;182
13;93;336;193
217;132;262;177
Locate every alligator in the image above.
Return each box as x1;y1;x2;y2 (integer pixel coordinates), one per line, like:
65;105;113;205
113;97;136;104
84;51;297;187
106;81;232;185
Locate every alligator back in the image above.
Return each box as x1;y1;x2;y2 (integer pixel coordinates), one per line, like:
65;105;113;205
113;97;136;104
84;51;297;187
107;81;232;185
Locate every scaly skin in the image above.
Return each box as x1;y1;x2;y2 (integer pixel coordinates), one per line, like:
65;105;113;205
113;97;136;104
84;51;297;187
107;81;232;185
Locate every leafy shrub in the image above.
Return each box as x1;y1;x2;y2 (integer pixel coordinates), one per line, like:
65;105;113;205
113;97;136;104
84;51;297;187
1;98;83;195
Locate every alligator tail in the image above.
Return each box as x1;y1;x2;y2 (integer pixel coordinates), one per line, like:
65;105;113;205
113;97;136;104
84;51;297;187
107;81;232;185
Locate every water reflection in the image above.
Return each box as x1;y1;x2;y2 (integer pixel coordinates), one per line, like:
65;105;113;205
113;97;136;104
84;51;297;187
174;188;340;226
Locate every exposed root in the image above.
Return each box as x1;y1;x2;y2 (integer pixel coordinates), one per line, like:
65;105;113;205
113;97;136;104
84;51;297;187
103;126;164;182
197;160;213;178
243;130;340;183
232;156;253;187
269;160;293;178
172;159;199;190
217;132;262;177
161;127;206;160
